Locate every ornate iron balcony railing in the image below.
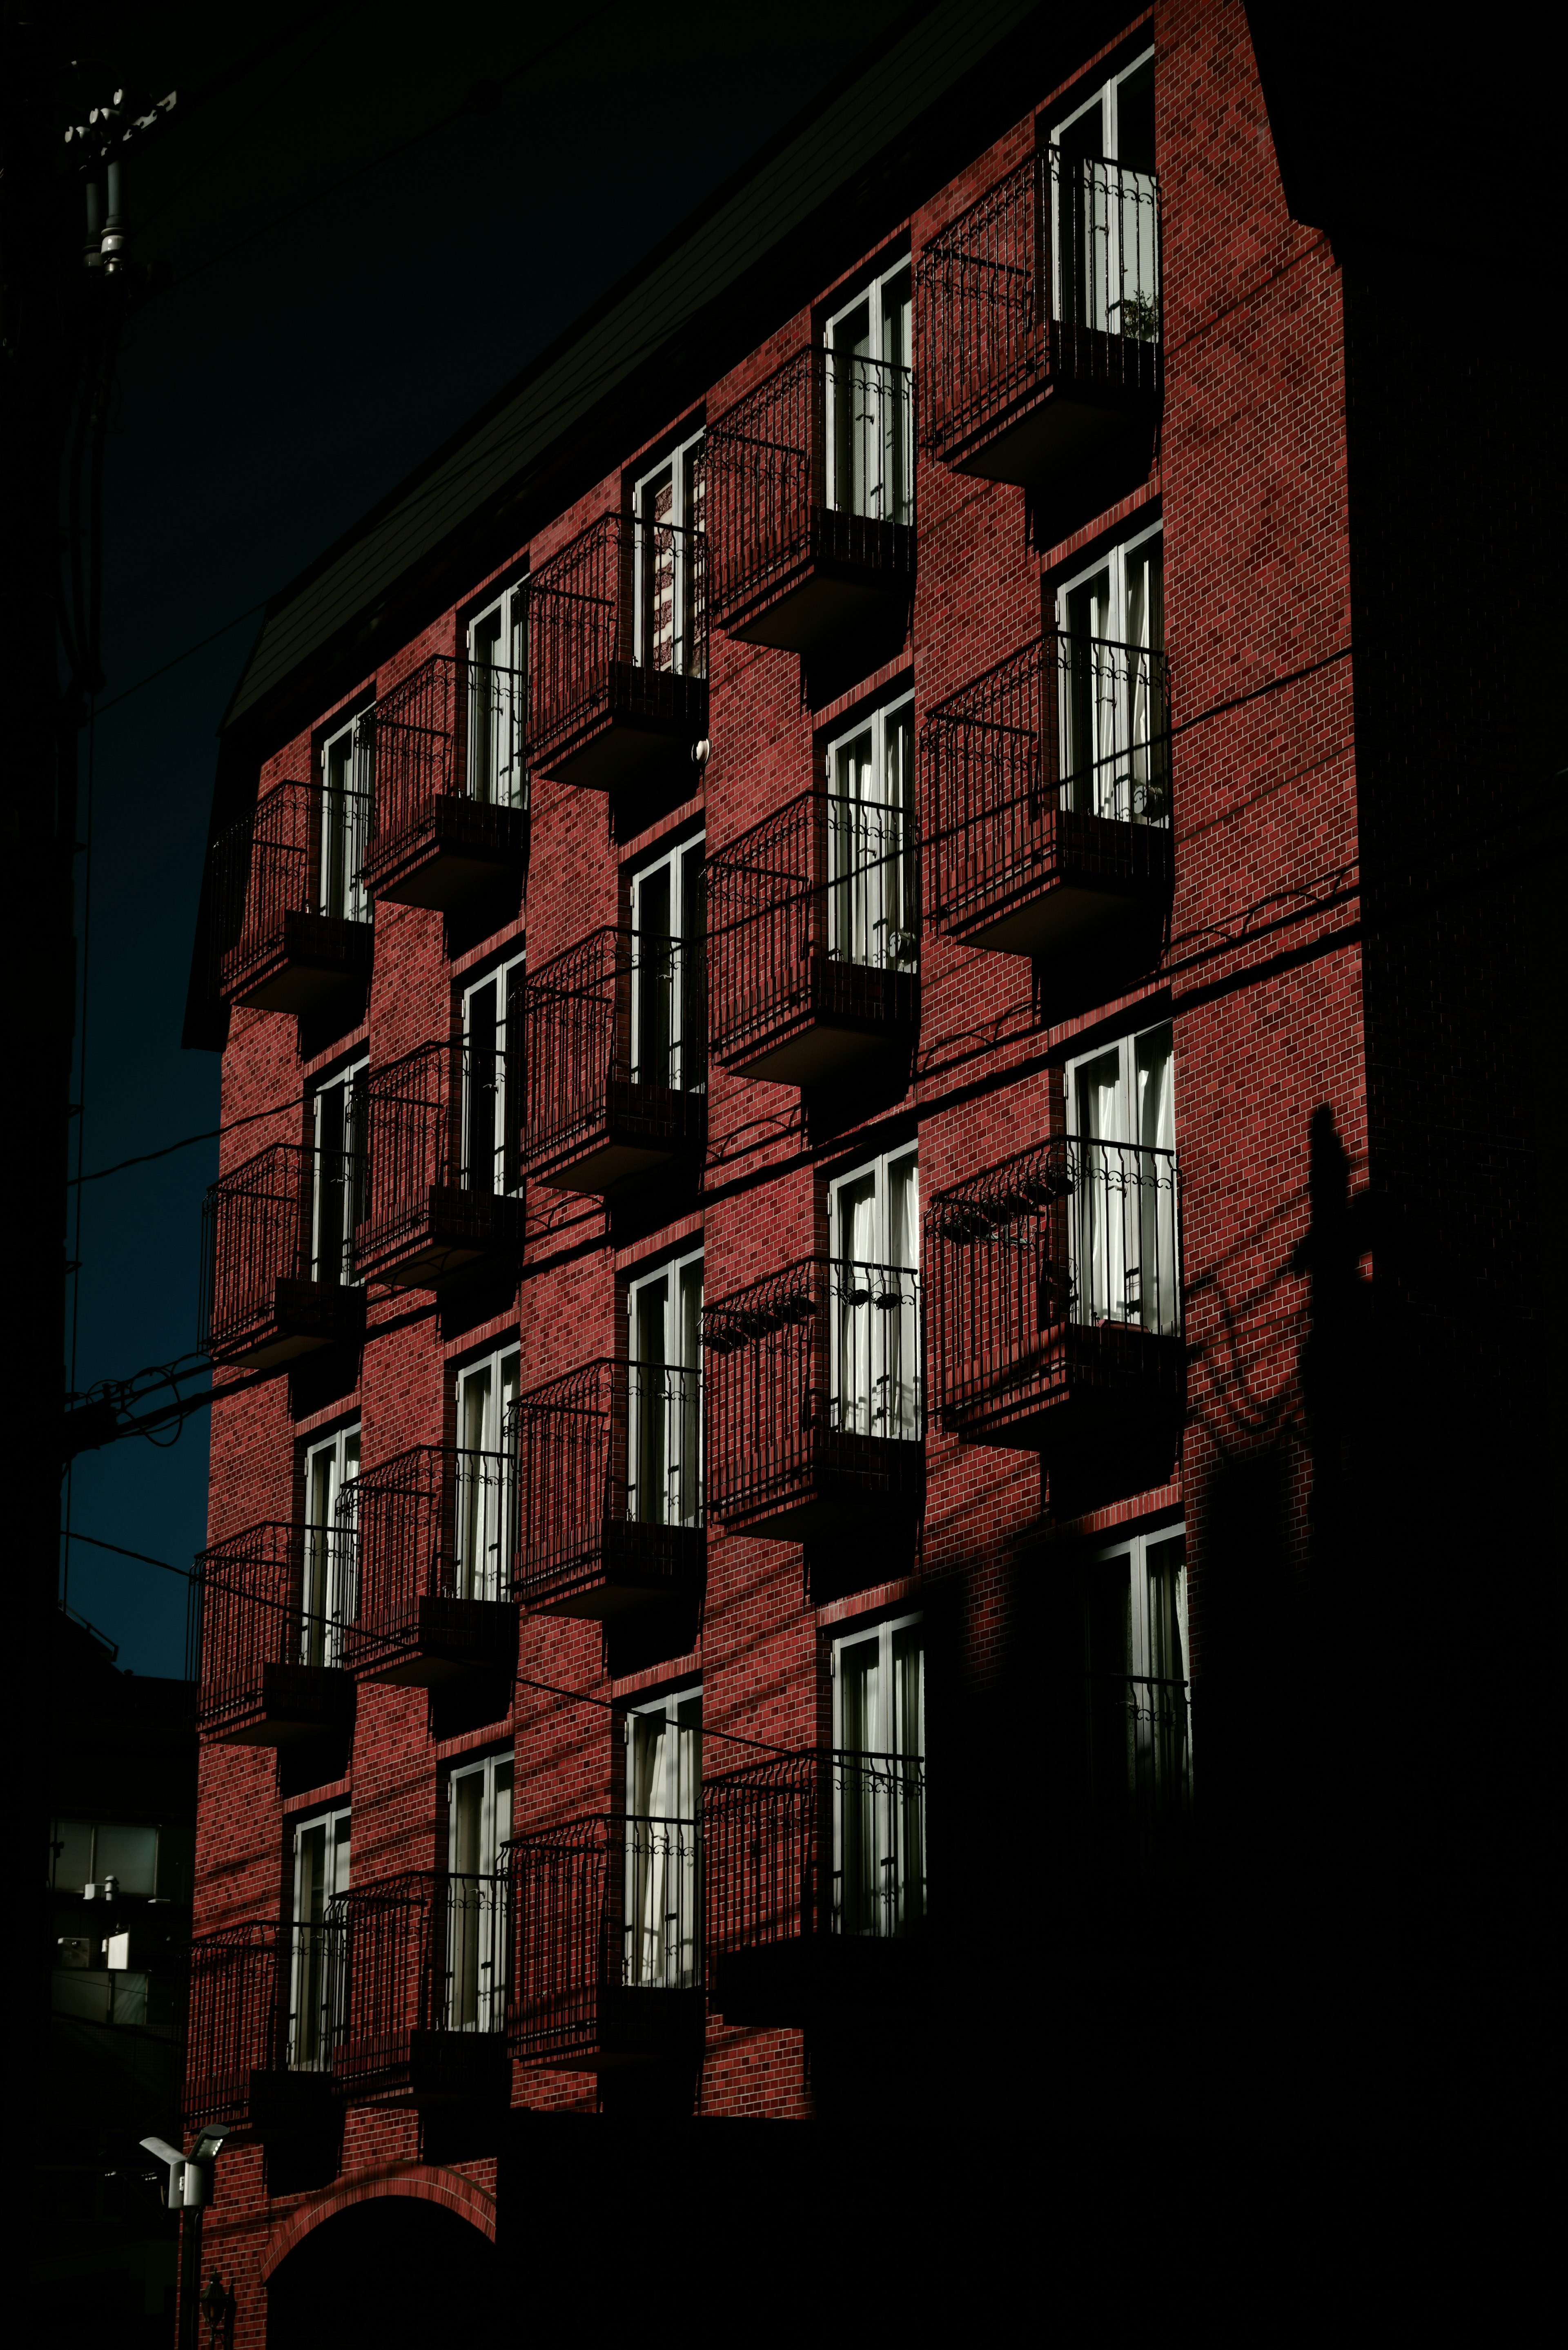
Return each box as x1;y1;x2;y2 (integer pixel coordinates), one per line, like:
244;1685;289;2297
1065;1671;1194;1882
199;1142;365;1367
207;776;371;1012
355;1038;523;1284
522;925;705;1191
703;1747;927;1958
328;1871;511;2099
185;1920;345;2129
193;1521;354;1743
338;1445;515;1682
507;1814;702;2065
510;1358;704;1616
362;653;526;905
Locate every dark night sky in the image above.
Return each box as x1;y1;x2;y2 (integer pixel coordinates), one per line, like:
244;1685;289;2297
60;0;913;1675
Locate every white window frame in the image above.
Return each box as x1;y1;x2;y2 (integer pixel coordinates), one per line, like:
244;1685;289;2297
827;1144;921;1440
823;691;917;972
310;1057;368;1289
1064;1019;1178;1333
825;256;913;523
622;1686;702;1989
319;712;370;925
1053;520;1165;823
830;1612;925;1939
1081;1523;1192;1850
289;1804;350;2070
466;583;527;809
461;954;525;1198
302;1423;359;1670
633;430;705;675
626;1247;704;1530
629;835;704;1095
445;1751;513;2033
1049;46;1158;339
454;1343;519;1604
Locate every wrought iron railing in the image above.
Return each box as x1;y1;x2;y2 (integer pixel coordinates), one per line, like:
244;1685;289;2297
922;630;1171;940
703;1748;926;1958
193;1520;351;1736
1071;1672;1194;1877
526;511;707;763
706;788;918;1070
199;1142;363;1354
365;653;526;872
507;1814;702;2059
184;1918;349;2124
338;1445;514;1673
207;777;370;998
927;1137;1182;1430
358;1039;518;1260
916;145;1161;458
522;926;704;1168
327;1871;510;2089
510;1359;703;1609
707;346;914;626
703;1257;923;1524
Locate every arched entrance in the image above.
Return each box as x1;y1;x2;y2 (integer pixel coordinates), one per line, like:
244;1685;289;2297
267;2181;499;2345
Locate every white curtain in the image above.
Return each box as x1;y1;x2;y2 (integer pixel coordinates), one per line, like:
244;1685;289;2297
1075;1048;1126;1322
626;1701;700;1987
1124;538;1165;821
885;1154;920;1437
836;1176;878;1433
839;1642;883;1935
1136;1026;1176;1334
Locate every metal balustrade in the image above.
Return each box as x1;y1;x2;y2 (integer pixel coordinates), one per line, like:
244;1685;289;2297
521;926;705;1193
199;1142;365;1368
185;1921;343;2131
706;787;918;1085
707;346;915;650
526;511;708;790
1068;1672;1194;1880
916;146;1162;481
927;1136;1183;1451
339;1445;517;1684
207;777;371;1013
328;1872;511;2100
510;1358;704;1616
193;1521;354;1745
703;1256;924;1537
921;629;1173;956
355;1039;523;1287
362;653;527;908
507;1815;703;2065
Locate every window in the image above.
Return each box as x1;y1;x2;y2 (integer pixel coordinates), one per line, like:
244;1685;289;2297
630;837;704;1095
311;1059;368;1288
627;1249;703;1530
461;955;525;1197
825;692;916;973
826;259;913;525
1080;1527;1190;1872
832;1615;924;1937
447;1752;512;2031
455;1344;519;1603
319;712;370;924
623;1688;701;1989
1055;522;1165;822
290;1805;349;2068
829;1143;921;1439
1050;50;1158;342
302;1424;359;1669
467;586;527;809
633;432;705;676
1066;1019;1178;1333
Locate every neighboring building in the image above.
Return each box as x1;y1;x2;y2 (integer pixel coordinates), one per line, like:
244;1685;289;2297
181;1;1560;2333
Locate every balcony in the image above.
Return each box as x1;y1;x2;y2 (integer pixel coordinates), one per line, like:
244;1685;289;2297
708;346;914;653
341;1445;517;1686
508;1815;703;2069
703;1749;926;2025
927;1136;1183;1457
526;511;708;794
208;778;371;1015
200;1143;365;1371
361;655;526;912
184;1922;338;2140
1057;1671;1194;1891
521;927;705;1194
331;1873;511;2107
922;630;1172;960
707;787;918;1087
194;1522;353;1748
512;1358;704;1619
917;146;1162;485
354;1040;524;1289
703;1256;924;1541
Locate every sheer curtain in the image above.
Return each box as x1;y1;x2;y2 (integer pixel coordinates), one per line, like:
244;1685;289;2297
1124;537;1165;821
835;1175;878;1434
303;1437;356;1670
829;724;876;967
1136;1026;1176;1334
885;1153;920;1437
838;1641;882;1935
631;1275;668;1529
1075;1048;1125;1322
892;1627;926;1932
1064;568;1120;818
626;1699;701;1987
677;1260;703;1527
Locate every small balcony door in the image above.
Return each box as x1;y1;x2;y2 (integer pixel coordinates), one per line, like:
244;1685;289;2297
826;258;913;525
302;1425;359;1670
1056;522;1165;821
825;691;916;973
462;956;525;1197
447;1752;512;2032
634;432;705;676
833;1614;924;1938
320;713;370;924
290;1806;350;2069
630;838;704;1096
467;585;527;809
627;1249;703;1530
1050;49;1158;343
624;1689;701;1989
311;1059;368;1287
455;1344;519;1603
1067;1019;1178;1333
1081;1527;1190;1873
829;1144;921;1440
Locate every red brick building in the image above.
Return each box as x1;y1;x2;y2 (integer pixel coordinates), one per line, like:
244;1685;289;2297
180;1;1561;2328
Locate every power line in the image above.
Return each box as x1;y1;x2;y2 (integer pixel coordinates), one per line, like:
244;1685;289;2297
69;1093;303;1186
64;1529;194;1582
92;598;272;715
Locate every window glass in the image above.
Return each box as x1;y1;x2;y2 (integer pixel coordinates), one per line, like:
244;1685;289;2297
826;694;915;972
624;1691;701;1990
833;1615;924;1938
827;261;912;524
628;1250;703;1527
631;839;704;1095
94;1824;158;1897
50;1820;94;1892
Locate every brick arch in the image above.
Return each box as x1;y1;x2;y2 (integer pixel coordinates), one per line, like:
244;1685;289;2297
261;2163;497;2281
